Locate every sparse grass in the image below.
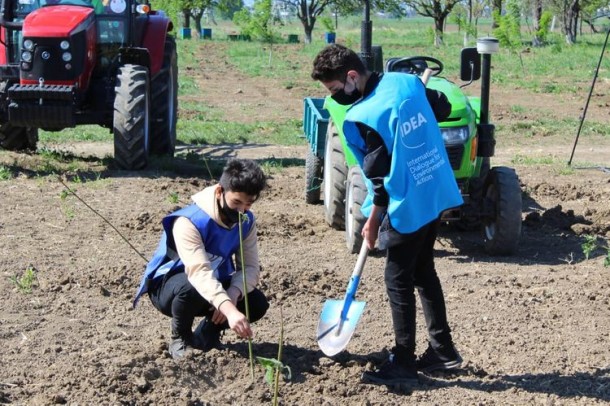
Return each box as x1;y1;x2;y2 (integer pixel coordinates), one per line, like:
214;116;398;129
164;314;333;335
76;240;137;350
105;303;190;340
0;165;13;180
178;118;303;146
556;165;575;175
510;105;526;114
168;192;180;204
10;266;37;294
39;125;111;143
511;154;557;165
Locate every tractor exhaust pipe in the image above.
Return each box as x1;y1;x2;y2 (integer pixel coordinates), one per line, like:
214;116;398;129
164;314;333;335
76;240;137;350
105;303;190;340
476;37;499;125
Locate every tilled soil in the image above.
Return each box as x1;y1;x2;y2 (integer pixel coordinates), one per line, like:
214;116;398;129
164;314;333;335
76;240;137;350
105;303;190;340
1;42;609;405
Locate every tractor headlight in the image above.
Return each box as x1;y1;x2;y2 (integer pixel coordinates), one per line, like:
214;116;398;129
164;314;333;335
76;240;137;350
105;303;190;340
60;40;70;50
62;52;72;62
23;39;34;51
21;51;33;63
440;126;469;146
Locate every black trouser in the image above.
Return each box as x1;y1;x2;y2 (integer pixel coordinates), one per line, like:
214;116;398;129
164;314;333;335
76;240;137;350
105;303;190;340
148;270;269;339
384;219;452;365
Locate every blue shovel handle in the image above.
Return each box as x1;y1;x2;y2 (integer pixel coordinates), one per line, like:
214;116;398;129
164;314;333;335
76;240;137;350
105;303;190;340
339;244;369;322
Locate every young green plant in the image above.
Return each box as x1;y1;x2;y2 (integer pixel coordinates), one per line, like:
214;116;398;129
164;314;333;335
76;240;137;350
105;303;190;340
168;192;180;204
10;266;37;294
581;234;598;260
256;306;291;406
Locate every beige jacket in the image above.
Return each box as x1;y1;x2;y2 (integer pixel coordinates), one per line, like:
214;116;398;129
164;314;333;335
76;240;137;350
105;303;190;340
172;185;259;310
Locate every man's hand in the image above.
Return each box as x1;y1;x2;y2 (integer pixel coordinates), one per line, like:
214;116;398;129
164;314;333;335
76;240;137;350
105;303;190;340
362;204;384;250
362;216;379;250
225;308;252;339
211;287;243;328
219;300;252;339
210;307;227;325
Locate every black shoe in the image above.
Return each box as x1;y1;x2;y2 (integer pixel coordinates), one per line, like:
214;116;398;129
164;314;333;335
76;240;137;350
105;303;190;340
168;337;194;359
416;343;463;373
193;318;222;352
361;355;419;386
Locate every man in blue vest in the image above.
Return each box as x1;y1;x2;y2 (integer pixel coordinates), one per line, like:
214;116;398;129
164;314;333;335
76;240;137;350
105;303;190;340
311;44;463;386
134;158;269;359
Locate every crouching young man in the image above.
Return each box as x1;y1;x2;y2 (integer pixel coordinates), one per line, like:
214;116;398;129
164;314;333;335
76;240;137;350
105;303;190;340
133;158;269;359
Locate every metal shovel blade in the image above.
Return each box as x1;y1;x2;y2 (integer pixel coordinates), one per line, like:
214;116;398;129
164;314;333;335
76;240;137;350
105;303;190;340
316;244;369;356
317;299;366;356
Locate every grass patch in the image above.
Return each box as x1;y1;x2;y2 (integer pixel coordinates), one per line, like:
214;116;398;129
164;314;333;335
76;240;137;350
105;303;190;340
0;165;13;180
178;118;304;146
10;266;37;294
39;125;111;143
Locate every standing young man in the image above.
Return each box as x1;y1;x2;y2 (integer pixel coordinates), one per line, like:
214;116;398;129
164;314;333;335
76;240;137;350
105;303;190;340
311;44;463;385
133;158;269;359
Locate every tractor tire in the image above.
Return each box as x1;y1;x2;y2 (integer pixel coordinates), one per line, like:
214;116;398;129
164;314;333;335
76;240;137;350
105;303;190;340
0;123;38;151
305;147;322;204
113;64;150;170
482;166;522;255
150;36;178;156
345;166;367;254
323;121;347;229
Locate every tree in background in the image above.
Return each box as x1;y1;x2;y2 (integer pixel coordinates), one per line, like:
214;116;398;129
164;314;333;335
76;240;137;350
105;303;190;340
276;0;333;43
408;0;461;45
451;0;486;45
152;0;216;31
491;0;503;28
546;0;598;43
532;8;553;45
578;0;607;33
218;0;244;20
493;0;522;51
234;0;278;42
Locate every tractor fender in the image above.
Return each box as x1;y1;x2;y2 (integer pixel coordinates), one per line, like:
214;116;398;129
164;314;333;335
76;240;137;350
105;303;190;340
142;13;172;77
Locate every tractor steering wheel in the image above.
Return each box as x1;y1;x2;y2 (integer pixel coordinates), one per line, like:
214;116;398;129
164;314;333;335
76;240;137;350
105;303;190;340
385;56;444;77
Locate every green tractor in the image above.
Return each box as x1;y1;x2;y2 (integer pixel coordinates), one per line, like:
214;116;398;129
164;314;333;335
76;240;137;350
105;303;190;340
302;12;522;256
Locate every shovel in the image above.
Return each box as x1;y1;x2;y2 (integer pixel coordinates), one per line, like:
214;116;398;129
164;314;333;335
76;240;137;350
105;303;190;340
317;243;369;356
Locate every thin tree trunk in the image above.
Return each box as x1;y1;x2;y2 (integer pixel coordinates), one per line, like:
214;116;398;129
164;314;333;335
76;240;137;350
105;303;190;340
434;17;444;46
532;0;543;46
563;0;579;44
491;0;502;28
182;10;190;28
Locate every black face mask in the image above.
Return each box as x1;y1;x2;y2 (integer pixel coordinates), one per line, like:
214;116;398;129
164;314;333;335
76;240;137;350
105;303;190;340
219;192;241;225
331;78;362;105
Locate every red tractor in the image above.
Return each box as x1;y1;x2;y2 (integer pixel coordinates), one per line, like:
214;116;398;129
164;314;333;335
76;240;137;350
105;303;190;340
0;0;177;169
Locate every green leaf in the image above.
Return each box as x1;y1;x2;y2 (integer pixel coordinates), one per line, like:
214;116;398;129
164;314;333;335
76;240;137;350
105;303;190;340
255;356;292;385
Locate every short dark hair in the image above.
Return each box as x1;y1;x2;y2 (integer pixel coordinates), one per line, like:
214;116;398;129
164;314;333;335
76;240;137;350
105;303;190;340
311;44;367;82
219;158;267;199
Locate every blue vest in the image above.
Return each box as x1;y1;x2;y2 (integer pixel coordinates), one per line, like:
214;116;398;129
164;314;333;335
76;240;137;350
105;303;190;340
133;204;254;307
343;73;463;233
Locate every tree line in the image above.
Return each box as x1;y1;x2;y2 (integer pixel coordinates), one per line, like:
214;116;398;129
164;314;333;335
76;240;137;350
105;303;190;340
151;0;610;45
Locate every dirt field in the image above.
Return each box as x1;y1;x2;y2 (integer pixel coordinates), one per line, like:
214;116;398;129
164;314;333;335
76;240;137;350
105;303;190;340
1;42;609;405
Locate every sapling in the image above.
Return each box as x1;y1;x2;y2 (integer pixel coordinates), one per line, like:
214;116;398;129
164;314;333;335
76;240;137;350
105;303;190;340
238;212;256;380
